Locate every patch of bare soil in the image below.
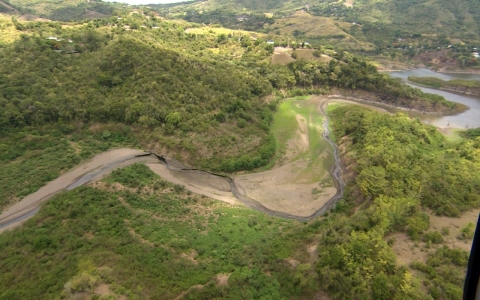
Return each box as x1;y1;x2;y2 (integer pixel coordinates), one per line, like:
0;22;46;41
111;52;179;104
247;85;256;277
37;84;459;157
307;243;318;262
181;249;199;265
388;232;430;267
272;52;295;65
216;273;230;287
174;284;204;300
235;159;336;217
310;291;332;300
343;0;354;8
82;10;108;19
281;114;309;164
388;208;480;269
0;148;151;233
19;14;49;21
125;220;154;247
428;208;480;252
330;99;389;113
285;257;300;269
0;0;15;11
146;164;237;205
94;283;127;300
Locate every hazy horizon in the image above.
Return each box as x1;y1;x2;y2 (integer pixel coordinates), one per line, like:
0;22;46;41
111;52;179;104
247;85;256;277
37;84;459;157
102;0;192;5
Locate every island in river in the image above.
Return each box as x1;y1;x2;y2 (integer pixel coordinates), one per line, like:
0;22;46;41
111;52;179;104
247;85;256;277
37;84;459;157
408;76;480;97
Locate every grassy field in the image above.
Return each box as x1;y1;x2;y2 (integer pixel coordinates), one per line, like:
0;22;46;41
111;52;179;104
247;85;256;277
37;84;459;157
0;15;22;45
185;26;264;38
265;10;375;51
271;96;334;184
272;49;333;65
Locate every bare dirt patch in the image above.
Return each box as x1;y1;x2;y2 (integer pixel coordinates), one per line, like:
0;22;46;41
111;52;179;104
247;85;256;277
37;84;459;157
174;284;204;300
285;257;300;269
125;220;154;247
307;243;319;262
428;208;480;252
235;159;336;217
0;148;150;233
282;115;309;163
388;232;430;267
146;164;237;205
94;283;110;295
272;52;295;65
94;283;127;300
388;208;480;269
216;273;230;287
181;249;199;265
19;14;50;22
344;0;354;8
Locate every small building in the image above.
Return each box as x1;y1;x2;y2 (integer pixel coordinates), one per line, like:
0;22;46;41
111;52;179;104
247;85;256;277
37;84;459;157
237;15;248;22
267;40;275;45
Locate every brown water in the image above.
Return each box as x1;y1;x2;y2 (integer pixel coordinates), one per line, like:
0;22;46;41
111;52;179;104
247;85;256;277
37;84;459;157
389;68;480;128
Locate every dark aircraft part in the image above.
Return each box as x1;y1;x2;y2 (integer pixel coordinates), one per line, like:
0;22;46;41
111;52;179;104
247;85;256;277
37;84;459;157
464;214;480;300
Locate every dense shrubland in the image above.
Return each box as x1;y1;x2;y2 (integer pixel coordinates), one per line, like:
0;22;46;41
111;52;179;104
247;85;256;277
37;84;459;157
330;106;480;217
0;164;304;299
311;105;479;299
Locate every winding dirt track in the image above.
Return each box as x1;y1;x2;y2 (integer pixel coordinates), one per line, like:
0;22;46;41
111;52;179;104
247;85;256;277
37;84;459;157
0;97;346;233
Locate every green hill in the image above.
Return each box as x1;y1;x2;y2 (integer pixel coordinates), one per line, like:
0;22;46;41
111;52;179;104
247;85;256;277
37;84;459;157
4;0;117;21
0;14;477;300
166;0;480;63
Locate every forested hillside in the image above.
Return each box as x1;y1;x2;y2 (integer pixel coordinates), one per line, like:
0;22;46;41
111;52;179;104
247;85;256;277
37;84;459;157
166;0;480;68
0;14;462;169
176;0;480;39
1;104;478;299
1;10;479;299
4;0;117;21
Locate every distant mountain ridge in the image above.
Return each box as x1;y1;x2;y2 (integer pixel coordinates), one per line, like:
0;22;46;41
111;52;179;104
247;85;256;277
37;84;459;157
179;0;480;40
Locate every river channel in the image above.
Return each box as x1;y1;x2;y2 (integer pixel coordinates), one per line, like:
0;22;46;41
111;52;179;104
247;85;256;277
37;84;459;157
2;69;479;232
389;68;480;128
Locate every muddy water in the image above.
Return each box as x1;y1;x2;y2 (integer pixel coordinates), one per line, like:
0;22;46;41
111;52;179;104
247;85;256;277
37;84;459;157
390;68;480;128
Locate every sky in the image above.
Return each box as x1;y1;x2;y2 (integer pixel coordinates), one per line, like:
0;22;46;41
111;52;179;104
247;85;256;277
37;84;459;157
103;0;192;5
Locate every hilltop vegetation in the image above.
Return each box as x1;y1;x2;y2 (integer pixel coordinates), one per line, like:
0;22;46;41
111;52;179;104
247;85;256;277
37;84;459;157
173;0;480;40
0;14;461;168
4;0;117;21
164;0;480;69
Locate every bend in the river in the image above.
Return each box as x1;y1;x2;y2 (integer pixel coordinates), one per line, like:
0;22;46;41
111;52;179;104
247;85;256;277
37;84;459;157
0;102;345;232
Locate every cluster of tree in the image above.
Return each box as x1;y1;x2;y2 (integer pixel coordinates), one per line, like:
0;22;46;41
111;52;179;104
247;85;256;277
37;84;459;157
0;23;279;168
411;247;469;299
181;10;274;32
330;105;480;217
266;54;459;112
312;105;480;299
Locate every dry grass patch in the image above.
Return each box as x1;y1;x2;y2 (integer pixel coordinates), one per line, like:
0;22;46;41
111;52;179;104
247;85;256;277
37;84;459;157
268;10;353;37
